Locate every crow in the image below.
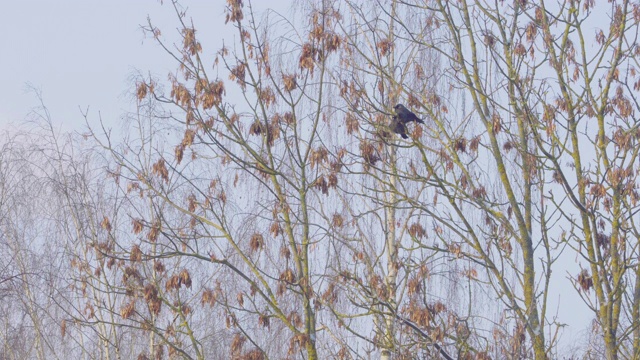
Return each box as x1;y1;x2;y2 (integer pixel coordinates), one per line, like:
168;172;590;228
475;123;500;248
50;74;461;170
391;104;424;139
390;116;409;139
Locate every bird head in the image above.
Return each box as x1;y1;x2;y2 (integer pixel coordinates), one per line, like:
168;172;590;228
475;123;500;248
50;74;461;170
394;104;405;112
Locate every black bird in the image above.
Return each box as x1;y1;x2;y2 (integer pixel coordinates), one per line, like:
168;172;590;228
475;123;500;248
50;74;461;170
390;116;409;139
391;104;424;139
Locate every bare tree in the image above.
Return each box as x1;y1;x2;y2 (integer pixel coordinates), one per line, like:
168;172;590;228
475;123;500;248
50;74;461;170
329;0;640;359
4;1;640;360
85;1;352;359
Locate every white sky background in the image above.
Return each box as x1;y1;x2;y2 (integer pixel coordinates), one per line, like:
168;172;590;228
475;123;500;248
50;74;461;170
2;1;161;130
0;0;612;355
0;0;290;131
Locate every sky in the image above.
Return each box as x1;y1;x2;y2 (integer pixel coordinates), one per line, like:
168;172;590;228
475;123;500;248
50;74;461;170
2;1;157;130
0;1;287;131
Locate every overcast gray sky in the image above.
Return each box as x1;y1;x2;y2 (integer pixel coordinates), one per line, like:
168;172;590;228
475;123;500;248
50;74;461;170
0;1;287;131
3;1;152;129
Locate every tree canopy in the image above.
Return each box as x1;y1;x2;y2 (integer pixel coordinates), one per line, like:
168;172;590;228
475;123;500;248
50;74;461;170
3;0;640;359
